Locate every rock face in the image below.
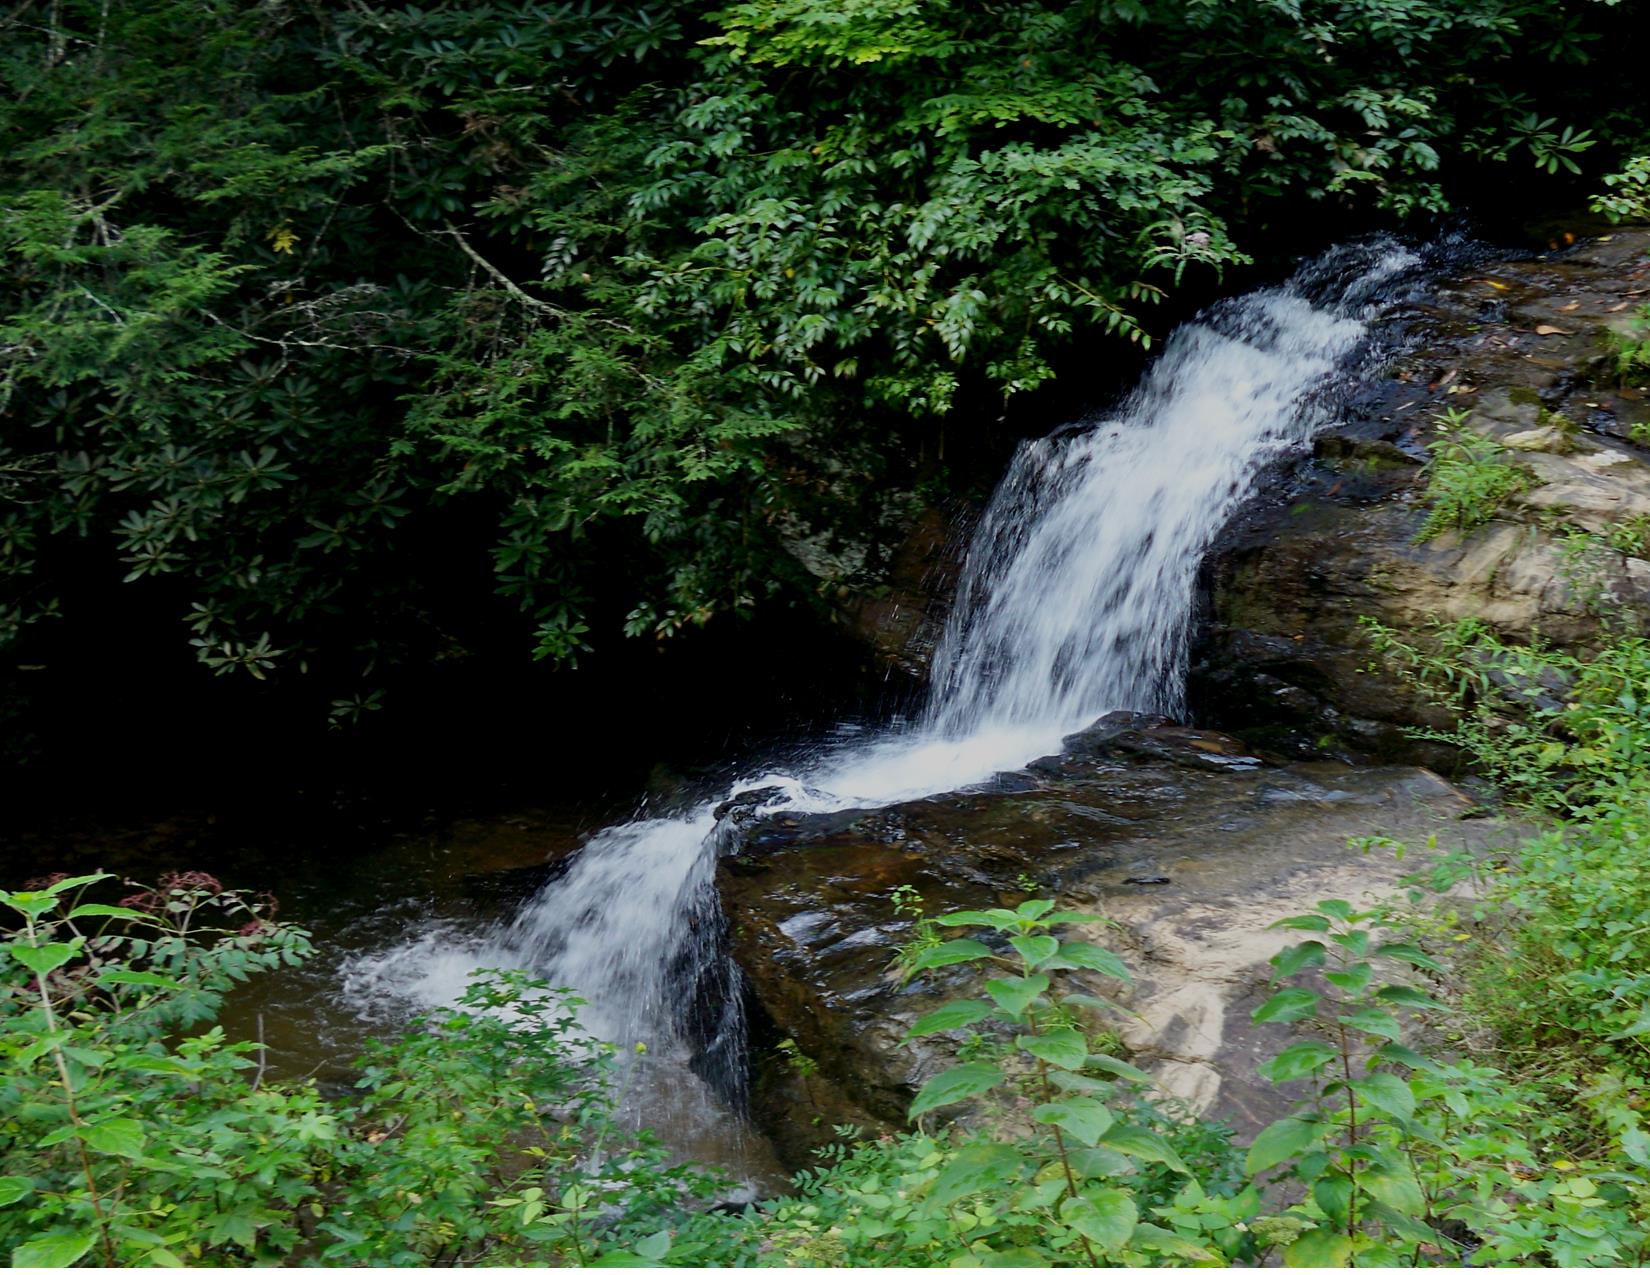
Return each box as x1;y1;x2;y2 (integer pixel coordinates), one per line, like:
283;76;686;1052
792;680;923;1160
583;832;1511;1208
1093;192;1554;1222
836;504;968;679
724;228;1650;1169
1191;228;1650;760
722;715;1510;1162
835;233;1650;761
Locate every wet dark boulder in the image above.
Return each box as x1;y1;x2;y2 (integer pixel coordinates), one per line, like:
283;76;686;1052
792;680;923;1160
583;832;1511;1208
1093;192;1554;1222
717;719;1510;1165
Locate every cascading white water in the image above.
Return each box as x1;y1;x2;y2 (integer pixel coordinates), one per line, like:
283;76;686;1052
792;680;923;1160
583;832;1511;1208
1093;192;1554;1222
341;239;1426;1165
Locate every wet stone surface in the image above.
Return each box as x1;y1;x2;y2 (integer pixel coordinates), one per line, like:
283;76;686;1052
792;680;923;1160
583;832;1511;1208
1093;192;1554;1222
720;714;1513;1165
1191;227;1650;760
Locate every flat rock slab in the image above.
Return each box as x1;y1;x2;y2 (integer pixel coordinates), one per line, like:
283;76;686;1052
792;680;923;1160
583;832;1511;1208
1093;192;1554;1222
721;716;1513;1157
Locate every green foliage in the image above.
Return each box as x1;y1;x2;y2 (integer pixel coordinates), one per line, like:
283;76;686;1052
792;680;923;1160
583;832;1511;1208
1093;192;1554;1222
1247;898;1650;1266
1593;155;1650;223
1415;413;1531;542
4;0;1648;710
757;899;1251;1266
1605;514;1650;560
1609;306;1650;386
1364;618;1650;1139
0;872;736;1266
13;864;1650;1265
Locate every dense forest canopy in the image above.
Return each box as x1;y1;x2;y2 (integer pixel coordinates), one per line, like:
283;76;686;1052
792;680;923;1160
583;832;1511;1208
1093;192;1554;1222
4;0;1648;727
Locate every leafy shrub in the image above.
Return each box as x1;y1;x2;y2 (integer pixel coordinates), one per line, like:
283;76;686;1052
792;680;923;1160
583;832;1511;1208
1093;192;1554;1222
0;872;735;1266
1244;898;1650;1266
4;0;1648;706
1363;618;1650;1106
1593;155;1650;223
1610;306;1650;386
1414;415;1531;542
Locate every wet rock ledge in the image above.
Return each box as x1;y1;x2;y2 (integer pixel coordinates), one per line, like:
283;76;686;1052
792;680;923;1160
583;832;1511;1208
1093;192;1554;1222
722;714;1510;1166
1191;227;1650;759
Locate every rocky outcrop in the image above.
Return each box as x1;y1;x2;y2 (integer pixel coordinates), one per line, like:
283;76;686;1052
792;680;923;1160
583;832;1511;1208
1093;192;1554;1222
835;504;968;678
1191;228;1650;760
724;229;1649;1169
722;716;1511;1161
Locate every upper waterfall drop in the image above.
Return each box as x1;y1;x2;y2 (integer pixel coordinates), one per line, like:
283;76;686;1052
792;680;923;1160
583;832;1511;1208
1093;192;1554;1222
923;241;1420;741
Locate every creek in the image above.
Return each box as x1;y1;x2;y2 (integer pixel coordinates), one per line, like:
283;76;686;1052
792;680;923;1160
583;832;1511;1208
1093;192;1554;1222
286;238;1448;1190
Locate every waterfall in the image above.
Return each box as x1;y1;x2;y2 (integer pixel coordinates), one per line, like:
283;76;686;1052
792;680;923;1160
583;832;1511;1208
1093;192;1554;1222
340;238;1428;1162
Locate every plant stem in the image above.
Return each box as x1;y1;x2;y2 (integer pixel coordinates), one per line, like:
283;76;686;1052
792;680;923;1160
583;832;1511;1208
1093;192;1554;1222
1339;1022;1359;1248
1025;1001;1100;1267
26;914;117;1265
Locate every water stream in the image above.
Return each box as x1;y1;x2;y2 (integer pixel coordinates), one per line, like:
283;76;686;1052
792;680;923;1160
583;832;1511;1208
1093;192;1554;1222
340;238;1432;1183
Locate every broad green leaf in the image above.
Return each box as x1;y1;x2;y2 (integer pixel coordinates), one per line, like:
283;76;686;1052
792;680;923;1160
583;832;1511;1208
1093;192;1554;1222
1329;929;1370;956
633;1231;671;1261
1340;1007;1402;1040
1130;1222;1217;1261
1049;1069;1112;1094
1313;1171;1354;1224
1098;1125;1188;1174
910;1062;1003;1118
7;940;80;976
906;999;993;1037
1364;1200;1449;1247
1273;940;1327;976
1032;1097;1114;1146
65;904;146;922
1363;1162;1425;1214
0;894;58;919
14;1031;67;1067
1352;1071;1416;1122
1086;1053;1155;1085
985;974;1049;1019
1374;940;1443;972
1373;1042;1435;1070
1324;962;1373;995
930;1143;1024;1206
99;970;187;991
1061;1188;1136;1252
1043;910;1108;926
1009;934;1059;969
1315;899;1355;921
936;910;1016;930
1610;1004;1650;1039
1066;1146;1133;1179
1285;1226;1352;1267
1245;1117;1322;1174
84;1117;146;1158
13;1233;96;1268
975;1249;1055;1266
1015;899;1056;921
1253;987;1320;1023
1017;1027;1086;1071
1375;984;1447;1011
907;939;992;972
1048;941;1130;981
1260;1039;1338;1082
1062;992;1129;1016
1271;913;1331;932
0;1176;32;1207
